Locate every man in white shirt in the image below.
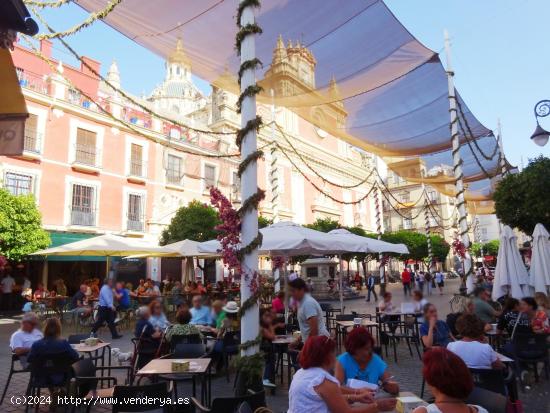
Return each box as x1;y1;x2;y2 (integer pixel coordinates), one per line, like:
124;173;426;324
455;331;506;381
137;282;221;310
9;312;43;368
1;273;15;310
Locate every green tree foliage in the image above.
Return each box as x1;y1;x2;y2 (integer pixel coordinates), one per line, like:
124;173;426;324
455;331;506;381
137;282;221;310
430;234;450;263
472;239;500;257
0;189;50;261
304;217;340;233
258;216;273;229
494;156;550;234
160;200;221;245
379;230;427;261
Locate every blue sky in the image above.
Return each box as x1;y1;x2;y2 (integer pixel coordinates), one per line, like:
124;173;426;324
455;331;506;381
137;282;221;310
38;0;550;167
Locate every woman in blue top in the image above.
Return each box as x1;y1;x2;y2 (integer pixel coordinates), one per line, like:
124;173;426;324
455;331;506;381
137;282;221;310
335;327;399;394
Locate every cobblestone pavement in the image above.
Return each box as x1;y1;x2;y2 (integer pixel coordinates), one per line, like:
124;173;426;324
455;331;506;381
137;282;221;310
0;278;547;412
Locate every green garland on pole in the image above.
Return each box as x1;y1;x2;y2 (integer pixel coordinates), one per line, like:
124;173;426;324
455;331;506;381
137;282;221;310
234;0;264;389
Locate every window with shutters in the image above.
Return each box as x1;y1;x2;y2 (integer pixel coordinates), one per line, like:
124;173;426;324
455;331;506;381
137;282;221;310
70;184;96;226
23;114;40;153
4;172;33;196
129;144;144;177
403;216;413;230
75;128;97;166
127;193;144;232
166;154;183;185
203;164;217;189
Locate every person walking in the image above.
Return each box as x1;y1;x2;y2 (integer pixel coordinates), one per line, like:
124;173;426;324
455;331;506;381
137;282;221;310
365;273;377;302
91;278;123;339
401;267;412;297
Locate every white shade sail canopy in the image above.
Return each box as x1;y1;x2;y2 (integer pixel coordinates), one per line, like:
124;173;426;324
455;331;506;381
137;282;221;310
198;221;408;257
492;226;531;300
31;233;167;257
327;228;409;254
529;223;550;294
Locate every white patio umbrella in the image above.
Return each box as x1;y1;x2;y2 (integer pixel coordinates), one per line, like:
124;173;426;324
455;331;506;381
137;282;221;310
125;239;220;259
492;226;531;300
327;228;409;311
31;234;167;275
529;223;550;294
198;221;372;257
199;222;407;311
31;233;166;257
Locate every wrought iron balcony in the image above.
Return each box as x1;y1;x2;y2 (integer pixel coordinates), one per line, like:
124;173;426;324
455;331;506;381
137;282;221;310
70;206;96;227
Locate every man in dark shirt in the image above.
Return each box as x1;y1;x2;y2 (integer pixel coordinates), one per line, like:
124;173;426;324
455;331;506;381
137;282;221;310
70;284;90;317
114;282;130;311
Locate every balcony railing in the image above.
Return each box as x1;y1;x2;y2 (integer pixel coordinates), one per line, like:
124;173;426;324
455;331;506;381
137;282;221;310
74;144;99;167
166;171;182;185
127;215;145;232
70;206;96;226
23;129;42;153
129;159;146;177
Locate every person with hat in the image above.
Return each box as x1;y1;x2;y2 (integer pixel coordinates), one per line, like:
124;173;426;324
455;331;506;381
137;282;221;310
9;312;43;368
210;301;240;373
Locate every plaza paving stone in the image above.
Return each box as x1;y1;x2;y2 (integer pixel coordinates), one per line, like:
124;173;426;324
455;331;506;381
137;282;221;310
0;278;547;412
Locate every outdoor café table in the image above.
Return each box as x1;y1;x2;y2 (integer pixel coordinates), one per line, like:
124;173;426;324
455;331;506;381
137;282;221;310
272;335;296;385
72;341;112;370
36;295;69;318
336;319;379;347
496;352;514;363
137;358;212;406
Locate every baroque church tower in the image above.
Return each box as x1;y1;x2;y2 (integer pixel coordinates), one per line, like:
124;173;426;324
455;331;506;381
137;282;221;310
148;38;206;117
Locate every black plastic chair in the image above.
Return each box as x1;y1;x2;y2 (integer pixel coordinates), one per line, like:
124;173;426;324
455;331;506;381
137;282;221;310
466;387;507;413
1;352;29;405
26;352;75;412
112;382;172;413
221;331;240;382
468;368;508;396
192;389;266;413
71;358;132;413
511;333;549;386
169;333;203;351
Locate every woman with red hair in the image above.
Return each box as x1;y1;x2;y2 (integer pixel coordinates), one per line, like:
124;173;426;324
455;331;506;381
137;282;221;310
412;347;488;413
335;327;399;394
288;336;396;413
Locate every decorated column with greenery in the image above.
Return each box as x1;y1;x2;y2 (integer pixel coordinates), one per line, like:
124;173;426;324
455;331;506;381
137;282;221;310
235;0;265;389
444;30;472;287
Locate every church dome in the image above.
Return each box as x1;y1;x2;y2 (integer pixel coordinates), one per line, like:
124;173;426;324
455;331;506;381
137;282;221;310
168;38;192;67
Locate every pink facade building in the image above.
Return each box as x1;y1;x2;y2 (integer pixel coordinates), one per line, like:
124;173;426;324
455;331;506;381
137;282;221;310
2;38;378;288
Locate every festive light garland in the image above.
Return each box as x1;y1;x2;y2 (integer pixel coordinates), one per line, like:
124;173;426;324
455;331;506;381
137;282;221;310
24;0;71;8
275;122;377;190
30;7;237;137
36;0;123;40
19;35;258;160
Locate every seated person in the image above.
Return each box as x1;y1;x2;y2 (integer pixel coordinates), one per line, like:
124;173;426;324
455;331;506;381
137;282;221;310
70;284;91;317
496;297;520;335
170;281;184;307
134;306;162;342
446;298;476;337
209;300;226;334
32;283;48;300
135;279;147;296
114;281;131;311
412;348;489;413
189;295;213;326
289;336;396;413
210;301;240;371
27;318;79;386
9;312;43;368
165;308;203;344
533;293;550;334
335;327;399;394
148;300;170;330
271;290;285;314
378;292;396;313
473;287;500;324
447;314;504;370
420;304;454;349
260;309;277;388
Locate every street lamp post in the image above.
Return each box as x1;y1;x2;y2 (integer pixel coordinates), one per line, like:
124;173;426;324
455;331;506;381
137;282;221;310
530;100;550;147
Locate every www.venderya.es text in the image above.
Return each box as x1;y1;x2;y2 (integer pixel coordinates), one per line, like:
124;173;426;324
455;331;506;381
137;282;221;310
11;395;190;407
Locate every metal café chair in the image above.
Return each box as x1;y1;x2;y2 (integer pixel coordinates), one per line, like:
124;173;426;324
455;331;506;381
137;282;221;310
0;352;29;405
